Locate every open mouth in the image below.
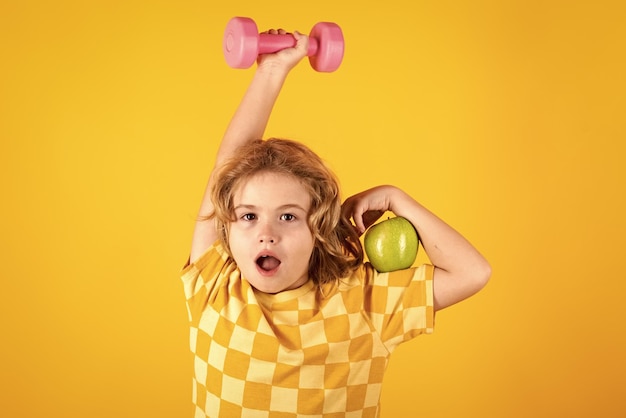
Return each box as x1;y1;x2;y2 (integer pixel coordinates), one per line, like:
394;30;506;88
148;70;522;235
256;255;281;272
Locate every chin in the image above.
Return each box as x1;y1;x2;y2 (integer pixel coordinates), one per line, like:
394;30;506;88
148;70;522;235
249;281;281;294
242;273;278;294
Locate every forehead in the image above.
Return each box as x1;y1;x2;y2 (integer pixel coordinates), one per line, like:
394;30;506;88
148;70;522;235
233;171;311;209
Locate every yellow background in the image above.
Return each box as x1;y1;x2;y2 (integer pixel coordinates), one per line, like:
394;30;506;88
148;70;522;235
1;1;625;417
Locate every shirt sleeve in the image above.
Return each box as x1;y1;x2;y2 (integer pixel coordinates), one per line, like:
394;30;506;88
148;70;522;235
180;241;232;322
362;263;435;351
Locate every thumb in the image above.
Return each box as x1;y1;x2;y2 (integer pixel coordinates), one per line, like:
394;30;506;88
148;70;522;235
292;31;309;52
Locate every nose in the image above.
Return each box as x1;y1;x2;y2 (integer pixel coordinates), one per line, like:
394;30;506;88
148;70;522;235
258;222;278;244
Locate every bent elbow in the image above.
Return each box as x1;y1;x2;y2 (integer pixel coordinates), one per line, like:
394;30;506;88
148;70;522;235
474;259;492;291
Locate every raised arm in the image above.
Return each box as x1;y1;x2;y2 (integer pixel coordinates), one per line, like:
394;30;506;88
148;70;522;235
342;185;491;311
189;30;309;263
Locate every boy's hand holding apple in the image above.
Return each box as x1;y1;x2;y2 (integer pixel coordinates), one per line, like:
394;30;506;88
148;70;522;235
342;186;420;272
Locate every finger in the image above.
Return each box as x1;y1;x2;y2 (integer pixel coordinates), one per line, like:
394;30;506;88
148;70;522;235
351;205;367;234
292;31;309;51
362;210;385;230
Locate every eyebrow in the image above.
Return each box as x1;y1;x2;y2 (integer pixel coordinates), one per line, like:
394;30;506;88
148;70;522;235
234;204;308;213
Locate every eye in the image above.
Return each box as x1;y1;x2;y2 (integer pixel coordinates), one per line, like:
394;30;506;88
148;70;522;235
280;213;296;222
241;213;256;221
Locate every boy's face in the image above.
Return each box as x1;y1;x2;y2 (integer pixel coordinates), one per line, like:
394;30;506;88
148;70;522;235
228;171;315;294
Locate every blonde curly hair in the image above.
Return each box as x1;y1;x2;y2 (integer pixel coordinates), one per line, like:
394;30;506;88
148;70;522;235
209;138;363;287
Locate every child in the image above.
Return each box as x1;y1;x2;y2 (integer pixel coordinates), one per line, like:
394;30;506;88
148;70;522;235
182;29;491;417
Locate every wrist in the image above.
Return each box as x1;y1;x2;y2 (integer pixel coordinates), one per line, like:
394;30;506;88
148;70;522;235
255;61;291;80
387;187;416;216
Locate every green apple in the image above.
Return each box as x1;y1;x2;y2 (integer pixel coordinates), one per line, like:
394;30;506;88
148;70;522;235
364;216;419;272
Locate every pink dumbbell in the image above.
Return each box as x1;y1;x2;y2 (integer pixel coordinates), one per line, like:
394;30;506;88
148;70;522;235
223;17;344;72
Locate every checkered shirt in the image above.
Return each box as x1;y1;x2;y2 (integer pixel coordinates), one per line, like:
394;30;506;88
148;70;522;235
181;242;434;417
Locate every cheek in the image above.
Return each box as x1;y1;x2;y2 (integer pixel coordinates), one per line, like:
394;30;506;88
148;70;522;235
297;233;316;259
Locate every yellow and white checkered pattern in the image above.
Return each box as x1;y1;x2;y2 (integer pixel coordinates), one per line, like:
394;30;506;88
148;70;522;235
182;242;434;417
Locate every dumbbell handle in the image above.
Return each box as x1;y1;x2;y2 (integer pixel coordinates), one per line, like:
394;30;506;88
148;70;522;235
258;33;319;57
